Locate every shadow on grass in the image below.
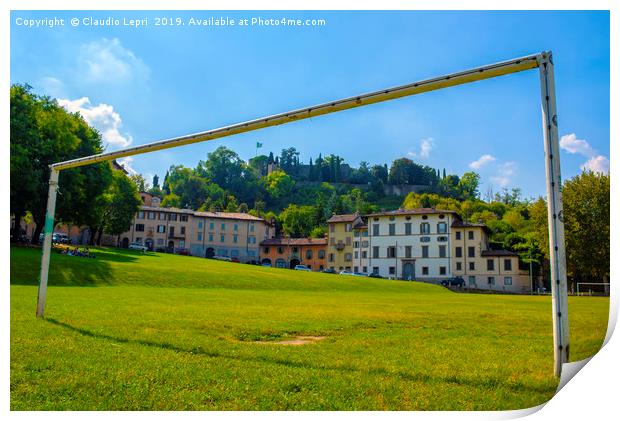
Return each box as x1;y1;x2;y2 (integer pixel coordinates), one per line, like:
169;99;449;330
45;318;553;395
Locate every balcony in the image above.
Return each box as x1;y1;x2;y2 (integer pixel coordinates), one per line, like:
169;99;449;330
335;242;345;251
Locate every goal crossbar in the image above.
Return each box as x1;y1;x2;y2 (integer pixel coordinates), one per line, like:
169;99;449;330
35;51;570;378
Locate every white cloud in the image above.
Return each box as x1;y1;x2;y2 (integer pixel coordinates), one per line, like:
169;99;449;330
560;133;596;157
38;76;65;98
581;155;610;174
78;38;149;83
469;154;496;170
560;133;609;174
490;162;517;187
407;137;434;159
57;97;133;149
117;157;137;175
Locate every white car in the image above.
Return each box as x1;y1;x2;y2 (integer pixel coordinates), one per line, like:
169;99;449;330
339;270;355;276
294;265;311;271
213;255;232;262
128;242;148;252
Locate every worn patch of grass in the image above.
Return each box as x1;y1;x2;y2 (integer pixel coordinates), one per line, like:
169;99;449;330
10;246;609;410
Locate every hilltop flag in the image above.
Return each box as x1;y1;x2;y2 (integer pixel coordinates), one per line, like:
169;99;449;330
256;141;263;148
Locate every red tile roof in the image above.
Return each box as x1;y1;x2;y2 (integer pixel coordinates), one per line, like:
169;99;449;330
365;208;457;217
260;237;328;246
139;205;265;221
326;213;360;223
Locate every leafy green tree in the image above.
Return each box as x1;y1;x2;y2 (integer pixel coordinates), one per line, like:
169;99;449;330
279;204;317;237
310;226;327;238
129;174;146;192
458;172;480;200
263;170;294;201
562;171;610;283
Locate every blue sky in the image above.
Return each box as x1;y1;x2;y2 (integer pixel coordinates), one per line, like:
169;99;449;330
10;10;610;198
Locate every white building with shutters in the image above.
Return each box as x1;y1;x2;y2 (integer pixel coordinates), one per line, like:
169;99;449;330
366;208;457;281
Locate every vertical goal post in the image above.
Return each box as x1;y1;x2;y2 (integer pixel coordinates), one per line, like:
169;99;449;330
34;51;569;377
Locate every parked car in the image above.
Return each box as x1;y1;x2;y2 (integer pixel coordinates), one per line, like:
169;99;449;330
261;262;272;267
440;277;465;287
177;248;191;256
294;265;311;271
368;273;383;279
322;268;337;274
128;242;148;252
352;272;366;277
39;233;69;244
339;270;354;276
231;257;240;263
213;255;232;262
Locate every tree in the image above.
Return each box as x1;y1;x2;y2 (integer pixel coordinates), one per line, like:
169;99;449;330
458;172;480;201
262;170;294;201
197;146;244;189
10;84;112;244
162;171;171;195
562;171;610;284
152;174;160;188
279;204;317;237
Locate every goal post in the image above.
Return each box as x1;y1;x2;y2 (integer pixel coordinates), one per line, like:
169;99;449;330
576;283;611;296
34;51;570;377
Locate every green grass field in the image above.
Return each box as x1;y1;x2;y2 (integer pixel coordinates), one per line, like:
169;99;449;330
10;246;609;410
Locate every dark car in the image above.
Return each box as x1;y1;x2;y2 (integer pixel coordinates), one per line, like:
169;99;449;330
441;277;465;287
368;273;383;279
322;268;337;274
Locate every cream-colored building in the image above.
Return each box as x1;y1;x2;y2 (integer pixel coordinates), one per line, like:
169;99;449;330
120;193;272;262
326;213;364;272
451;220;531;292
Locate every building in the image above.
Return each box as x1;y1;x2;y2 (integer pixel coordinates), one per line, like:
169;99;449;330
451;220;531;292
326;213;365;272
366;208;456;281
119;199;272;262
259;237;328;270
352;221;370;274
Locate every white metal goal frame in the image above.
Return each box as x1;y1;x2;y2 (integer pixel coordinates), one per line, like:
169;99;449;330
576;283;611;296
34;51;569;377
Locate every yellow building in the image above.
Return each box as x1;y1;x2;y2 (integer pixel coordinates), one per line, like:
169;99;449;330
326;213;364;272
451;220;531;292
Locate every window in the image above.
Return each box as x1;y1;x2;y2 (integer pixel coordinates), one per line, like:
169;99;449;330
468;276;476;286
180;214;188;222
330;238;335;245
362;240;369;248
422;245;429;258
420;236;430;243
137;211;145;219
330;224;335;233
354;251;359;259
455;247;462;258
277;246;284;254
504;276;513;286
387;246;396;258
372;267;379;275
318;250;325;259
231;250;239;257
404;223;412;235
389;223;395;236
263;247;270;254
439;245;446;258
422;267;429;275
329;253;335;262
362;266;367;273
345;223;352;232
389;266;395;275
209;222;215;230
233;234;238;243
468;230;474;240
437;222;447;234
468;246;475;258
157;238;164;245
437;236;448;242
179;240;185;248
354;266;359;273
361;251;367;258
372;246;380;258
180;226;185;235
504;259;512;271
220;234;225;243
148;212;156;220
488;276;495;285
420;222;430;235
344;253;352;262
353;241;360;248
159;213;166;220
249;224;255;232
487;259;494;271
456;262;462;271
221;223;226;230
405;246;412;258
197;233;202;241
456;231;461;240
198;221;203;229
169;214;177;221
157;225;166;233
345;237;351;246
248;236;256;244
372;224;380;236
439;266;447;275
135;224;145;232
306;250;313;259
208;234;214;242
234;224;238;231
469;262;475;271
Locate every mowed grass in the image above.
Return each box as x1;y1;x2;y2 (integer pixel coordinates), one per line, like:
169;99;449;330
10;246;609;410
